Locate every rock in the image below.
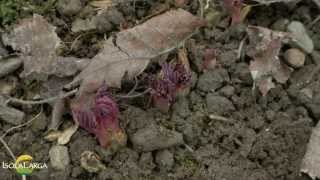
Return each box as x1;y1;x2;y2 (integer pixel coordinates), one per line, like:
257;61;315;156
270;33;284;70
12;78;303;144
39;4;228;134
172;97;191;118
0;58;22;78
287;21;314;53
284;48;306;68
71;18;97;33
49;145;70;170
0;106;25;125
206;94;235;115
155;150;174;170
197;68;229;92
0;77;17;95
30;112;47;132
130;125;183;152
271;18;289;31
219;85;235;98
57;0;83;16
311;51;320;65
139;152;156;170
0;41;8;59
71;9;124;33
233;62;252;85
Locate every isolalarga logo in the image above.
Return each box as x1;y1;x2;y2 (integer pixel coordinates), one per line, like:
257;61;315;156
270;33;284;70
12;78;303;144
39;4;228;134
2;154;48;176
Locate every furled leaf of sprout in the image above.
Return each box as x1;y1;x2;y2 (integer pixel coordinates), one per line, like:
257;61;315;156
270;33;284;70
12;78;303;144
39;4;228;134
150;63;191;112
71;83;126;148
246;26;292;96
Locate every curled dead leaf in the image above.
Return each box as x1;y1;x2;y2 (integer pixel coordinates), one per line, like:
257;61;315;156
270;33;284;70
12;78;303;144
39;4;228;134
247;26;292;96
67;9;204;95
2;14;89;81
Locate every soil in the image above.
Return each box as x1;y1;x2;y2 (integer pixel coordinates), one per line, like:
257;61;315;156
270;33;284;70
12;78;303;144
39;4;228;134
1;0;320;180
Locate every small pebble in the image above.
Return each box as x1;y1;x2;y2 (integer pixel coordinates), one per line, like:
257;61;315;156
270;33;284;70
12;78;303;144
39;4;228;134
49;145;70;170
284;48;306;68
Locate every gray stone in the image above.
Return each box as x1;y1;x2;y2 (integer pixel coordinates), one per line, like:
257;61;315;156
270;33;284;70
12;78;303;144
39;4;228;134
206;94;235;115
155;150;174;169
57;0;83;16
287;21;314;53
271;18;289;31
49;145;70;170
0;41;8;59
284;48;306;68
71;18;97;33
0;58;22;78
130;125;183;152
197;68;229;92
233;62;252;85
219;85;235;97
0;105;25;125
172;97;191;118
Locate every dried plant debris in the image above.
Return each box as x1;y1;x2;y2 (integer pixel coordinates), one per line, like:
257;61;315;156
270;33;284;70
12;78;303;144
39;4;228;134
1;14;89;81
301;122;320;179
251;0;299;4
246;26;292;96
67;9;204;95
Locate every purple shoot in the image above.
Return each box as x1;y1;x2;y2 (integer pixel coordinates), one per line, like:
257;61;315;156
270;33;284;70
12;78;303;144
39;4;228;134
149;63;191;112
71;83;126;149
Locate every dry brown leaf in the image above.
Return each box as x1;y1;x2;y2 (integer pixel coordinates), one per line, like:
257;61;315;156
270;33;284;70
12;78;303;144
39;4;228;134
67;9;204;95
2;14;89;81
57;124;79;145
247;26;292;96
301;122;320;179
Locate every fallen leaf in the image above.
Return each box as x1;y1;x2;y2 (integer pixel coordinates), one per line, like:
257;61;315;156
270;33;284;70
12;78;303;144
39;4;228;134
177;48;191;72
240;5;252;23
246;26;292;96
67;9;204;95
57;124;79;145
301;122;320;179
2;14;89;81
80;151;106;173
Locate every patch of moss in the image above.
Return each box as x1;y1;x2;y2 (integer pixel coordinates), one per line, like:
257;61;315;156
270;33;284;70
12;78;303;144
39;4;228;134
0;0;57;27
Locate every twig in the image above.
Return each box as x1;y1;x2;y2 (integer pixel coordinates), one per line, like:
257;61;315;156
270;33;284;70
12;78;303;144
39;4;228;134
115;88;151;99
198;0;204;18
238;36;247;60
309;15;320;28
0;137;16;161
6;89;78;106
127;76;139;95
1;107;43;139
209;114;234;124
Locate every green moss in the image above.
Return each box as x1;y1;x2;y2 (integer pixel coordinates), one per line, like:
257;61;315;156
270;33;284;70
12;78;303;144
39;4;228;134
0;0;22;26
0;0;57;26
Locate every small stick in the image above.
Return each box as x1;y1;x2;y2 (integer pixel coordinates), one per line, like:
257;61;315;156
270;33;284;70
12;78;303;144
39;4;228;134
0;137;16;161
308;15;320;28
1;107;43;139
209;114;234;124
238;36;247;60
115;88;151;99
6;89;78;106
